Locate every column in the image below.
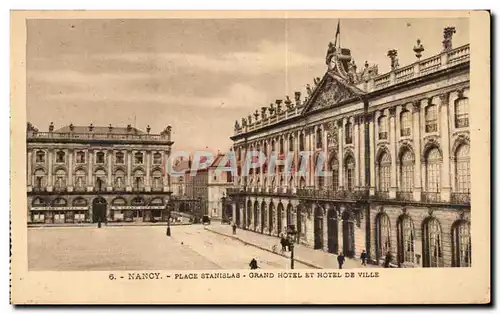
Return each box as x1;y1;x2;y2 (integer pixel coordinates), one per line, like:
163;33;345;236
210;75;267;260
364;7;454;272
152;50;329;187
369;114;376;195
232;203;236;223
311;126;317;188
337;119;344;189
126;150;132;192
67;149;73;192
323;125;329;187
46;149;53;192
359;116;366;188
87;150;93;192
353;117;360;189
106;150;113;191
389;108;397;198
163;151;170;192
412;101;422;201
145;151;151;192
27;149;32;189
294;132;300;189
338;209;344;254
259;141;264;189
439;93;452;202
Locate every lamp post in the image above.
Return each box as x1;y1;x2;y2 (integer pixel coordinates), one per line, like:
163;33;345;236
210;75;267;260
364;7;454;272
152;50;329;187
166;202;172;236
221;193;226;224
287;228;297;269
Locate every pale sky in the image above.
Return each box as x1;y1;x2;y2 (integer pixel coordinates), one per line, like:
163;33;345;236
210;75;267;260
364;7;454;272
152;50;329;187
27;18;469;153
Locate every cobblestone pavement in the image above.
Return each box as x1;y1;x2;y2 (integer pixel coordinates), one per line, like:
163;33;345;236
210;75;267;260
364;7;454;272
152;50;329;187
206;224;380;269
28;224;314;271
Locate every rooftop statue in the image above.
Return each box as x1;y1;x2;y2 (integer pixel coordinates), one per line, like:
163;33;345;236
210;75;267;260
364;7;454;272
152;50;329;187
442;26;456;51
413;38;425;59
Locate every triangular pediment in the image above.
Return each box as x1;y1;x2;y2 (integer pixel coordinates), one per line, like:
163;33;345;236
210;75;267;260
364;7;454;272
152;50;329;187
301;72;365;115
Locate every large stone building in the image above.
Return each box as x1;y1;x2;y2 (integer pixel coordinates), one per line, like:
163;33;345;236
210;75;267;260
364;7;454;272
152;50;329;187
228;27;471;268
26;123;173;224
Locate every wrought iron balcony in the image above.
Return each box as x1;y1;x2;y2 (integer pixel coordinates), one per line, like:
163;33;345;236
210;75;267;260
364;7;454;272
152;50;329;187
422;192;441;202
396;191;413;201
374;191;390;200
451;192;471;204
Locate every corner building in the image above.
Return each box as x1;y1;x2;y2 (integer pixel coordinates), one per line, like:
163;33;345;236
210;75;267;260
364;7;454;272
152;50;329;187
26;123;173;224
228;28;471;268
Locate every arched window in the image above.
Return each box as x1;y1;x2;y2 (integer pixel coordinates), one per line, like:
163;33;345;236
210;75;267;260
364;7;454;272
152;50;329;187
400;149;414;192
279;138;284;154
96;152;105;164
377;151;391;192
133;169;144;189
94;169;106;191
72;197;88;207
35;151;46;163
131;197;145;206
425;105;438;133
299;133;305;151
134;152;144;164
54;169;66;189
378;116;388;140
32;197;46;207
289;137;294;152
345;121;353;144
115;152;125;164
397;215;415;264
423;218;444;267
452;220;471;267
34;169;46;189
153;153;162;165
455;98;469;128
376;214;391;260
75;169;86;188
114;169;125;188
455;144;470;194
316;128;323;149
56;151;65;163
400;110;412;137
52;197;67;207
344;155;355;191
76;151;86;163
299;177;306;189
271;140;276;152
112;197;127;206
425;148;442;193
329;157;339;190
152;170;163;189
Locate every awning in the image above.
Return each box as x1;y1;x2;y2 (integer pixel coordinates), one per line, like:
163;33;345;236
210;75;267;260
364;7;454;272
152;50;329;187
31;206;89;211
110;206;165;210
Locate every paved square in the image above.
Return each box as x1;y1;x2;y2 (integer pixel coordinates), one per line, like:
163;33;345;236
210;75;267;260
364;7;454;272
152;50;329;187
28;225;314;270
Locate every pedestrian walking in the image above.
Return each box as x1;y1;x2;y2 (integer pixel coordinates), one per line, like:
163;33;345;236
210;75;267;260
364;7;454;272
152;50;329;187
280;234;287;253
249;258;259;270
384;251;393;268
337;252;345;269
232;223;237;235
360;250;368;266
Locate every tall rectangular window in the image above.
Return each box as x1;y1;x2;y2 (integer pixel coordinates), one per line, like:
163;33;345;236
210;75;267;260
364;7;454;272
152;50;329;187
455;98;469;128
425;105;438;133
400;111;412;137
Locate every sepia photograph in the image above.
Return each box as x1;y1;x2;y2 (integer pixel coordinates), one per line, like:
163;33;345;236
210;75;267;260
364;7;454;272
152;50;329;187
10;10;490;304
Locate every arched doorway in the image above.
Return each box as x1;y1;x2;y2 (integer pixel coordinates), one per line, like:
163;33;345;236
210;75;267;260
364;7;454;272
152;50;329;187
268;202;275;235
422;217;444;267
451;219;471;267
260;202;266;233
235;202;241;227
327;208;339;254
314;205;324;250
397;214;416;265
277;203;284;236
246;200;252;229
342;209;356;257
286;203;293;229
253;201;259;231
92;197;107;223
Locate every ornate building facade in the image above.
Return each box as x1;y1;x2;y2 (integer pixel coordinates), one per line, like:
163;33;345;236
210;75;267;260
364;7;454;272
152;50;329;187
228;27;471;268
26;123;173;224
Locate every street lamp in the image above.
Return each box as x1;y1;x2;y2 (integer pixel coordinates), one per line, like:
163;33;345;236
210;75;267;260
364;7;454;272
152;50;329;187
166;202;172;236
287;228;298;269
221;193;226;224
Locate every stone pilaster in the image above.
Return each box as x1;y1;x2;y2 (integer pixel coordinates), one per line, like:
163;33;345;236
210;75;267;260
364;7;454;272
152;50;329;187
353;117;360;188
389;108;397;199
439;93;452;202
86;150;93;192
126;150;132;192
46;149;53;192
369;113;376;195
145;151;151;192
106;150;113;191
412;102;422;201
67;149;73;192
27;149;32;190
337;119;344;189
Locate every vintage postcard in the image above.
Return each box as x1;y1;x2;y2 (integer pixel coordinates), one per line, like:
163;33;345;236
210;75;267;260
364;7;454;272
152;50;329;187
10;10;490;304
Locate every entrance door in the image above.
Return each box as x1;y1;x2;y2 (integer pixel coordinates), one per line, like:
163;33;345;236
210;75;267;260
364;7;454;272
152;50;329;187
343;220;355;258
327;210;339;254
92;197;107;223
314;216;323;249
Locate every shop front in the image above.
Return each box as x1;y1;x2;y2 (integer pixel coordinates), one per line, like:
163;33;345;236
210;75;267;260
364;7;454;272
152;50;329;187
30;206;89;224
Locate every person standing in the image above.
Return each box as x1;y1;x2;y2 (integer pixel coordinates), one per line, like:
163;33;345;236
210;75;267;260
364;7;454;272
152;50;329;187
232;223;237;235
249;258;259;270
337;252;345;269
384;251;393;268
360;250;368;266
280;234;287;253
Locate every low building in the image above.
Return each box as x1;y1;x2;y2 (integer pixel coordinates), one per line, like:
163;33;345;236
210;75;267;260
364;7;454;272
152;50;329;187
27;122;173;224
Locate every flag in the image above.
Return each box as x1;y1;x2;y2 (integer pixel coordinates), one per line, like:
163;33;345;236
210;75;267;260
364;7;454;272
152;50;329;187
334;20;340;47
